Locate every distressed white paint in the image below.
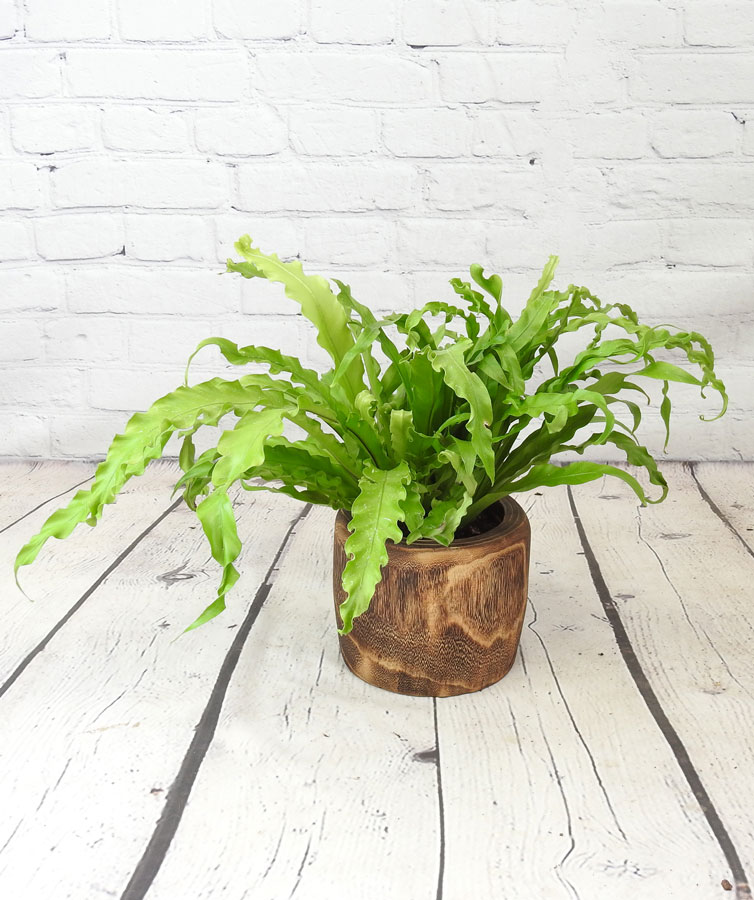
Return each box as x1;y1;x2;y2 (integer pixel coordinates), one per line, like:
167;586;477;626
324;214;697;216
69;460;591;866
572;465;754;882
0;461;751;899
149;506;439;900
0;0;751;458
439;487;726;900
0;462;301;898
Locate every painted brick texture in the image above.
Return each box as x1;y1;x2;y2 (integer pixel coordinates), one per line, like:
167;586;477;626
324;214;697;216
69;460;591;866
0;0;752;460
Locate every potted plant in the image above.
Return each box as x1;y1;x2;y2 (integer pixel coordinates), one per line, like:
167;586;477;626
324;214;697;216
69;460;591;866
15;236;727;697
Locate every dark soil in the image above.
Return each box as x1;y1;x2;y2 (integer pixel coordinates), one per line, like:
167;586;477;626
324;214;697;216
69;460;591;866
454;503;505;540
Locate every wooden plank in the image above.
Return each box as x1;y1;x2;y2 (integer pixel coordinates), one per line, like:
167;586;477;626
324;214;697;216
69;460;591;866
0;470;302;900
147;506;440;900
0;461;180;685
692;462;754;558
438;486;728;900
0;460;92;531
571;464;754;893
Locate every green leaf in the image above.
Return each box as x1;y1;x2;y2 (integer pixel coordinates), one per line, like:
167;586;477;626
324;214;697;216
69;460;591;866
401;482;426;534
408;486;473;546
212;405;292;488
184;337;329;402
470;263;502;304
634;361;702;386
231;236;365;401
501;461;657;505
506;255;560;353
14;377;265;584
184;489;242;632
339;461;410;634
428;340;495;480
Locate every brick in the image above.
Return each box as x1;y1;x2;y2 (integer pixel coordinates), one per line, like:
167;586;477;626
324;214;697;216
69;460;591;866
125;214;215;262
0;221;33;261
65;49;247;101
744;119;754;156
65;267;240;316
382;108;471;157
582;220;664;268
485;219;665;271
0;0;18;38
118;0;207;41
438;52;560;103
594;1;679;46
102;106;192;152
0;320;44;362
12;105;99;154
685;2;754;47
0;412;49;457
303;216;395;265
310;0;395;44
51;159;230;209
237;160;419;212
239;277;304;316
0;50;61;99
630;54;754;104
214;0;301;39
605;164;754;215
0;367;83;408
289;107;379;156
129;317;229;367
195;106;287;156
472;110;542;157
398;218;490;266
216;215;303;263
0;269;64;313
403;0;492;46
592;269;754;319
665;219;754;267
0;109;9;155
50;413;130;458
425;163;543;214
485;222;551;270
650;110;739;158
0;162;42;210
44;316;128;362
131;315;306;367
88;367;185;411
496;2;578;46
253;51;433;103
35;214;125;261
570;112;649;160
25;0;111;40
559;46;624;106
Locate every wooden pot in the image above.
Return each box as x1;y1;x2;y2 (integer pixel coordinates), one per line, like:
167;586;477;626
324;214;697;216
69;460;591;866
332;497;531;698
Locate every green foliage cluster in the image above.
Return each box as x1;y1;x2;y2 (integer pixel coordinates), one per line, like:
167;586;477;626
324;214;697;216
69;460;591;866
15;237;727;634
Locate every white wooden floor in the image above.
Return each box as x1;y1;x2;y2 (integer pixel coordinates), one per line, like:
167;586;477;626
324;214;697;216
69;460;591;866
0;461;752;900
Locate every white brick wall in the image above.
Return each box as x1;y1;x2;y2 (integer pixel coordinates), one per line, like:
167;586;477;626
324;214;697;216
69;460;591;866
0;0;752;461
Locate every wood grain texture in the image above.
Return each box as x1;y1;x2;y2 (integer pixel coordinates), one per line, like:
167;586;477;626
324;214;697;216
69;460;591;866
0;464;301;900
572;466;754;895
437;485;728;900
1;461;752;900
692;462;754;558
333;497;531;697
1;461;174;685
148;506;440;900
0;460;92;531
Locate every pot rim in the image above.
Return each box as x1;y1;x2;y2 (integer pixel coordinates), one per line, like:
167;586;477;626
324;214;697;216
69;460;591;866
335;496;528;555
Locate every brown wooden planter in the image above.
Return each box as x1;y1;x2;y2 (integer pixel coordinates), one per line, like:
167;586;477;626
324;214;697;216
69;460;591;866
332;497;531;698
